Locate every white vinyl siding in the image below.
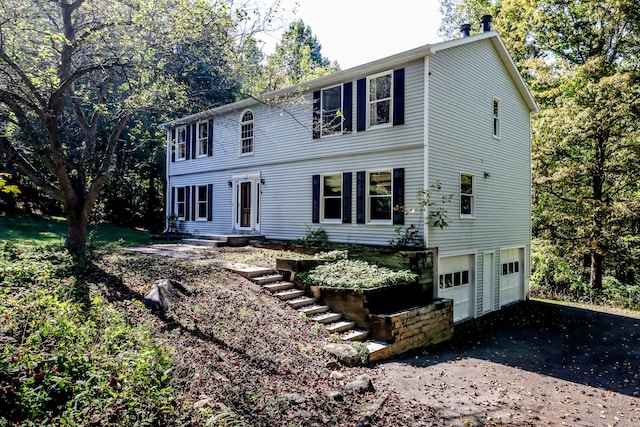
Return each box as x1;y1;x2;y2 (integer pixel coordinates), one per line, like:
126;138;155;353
427;38;531;255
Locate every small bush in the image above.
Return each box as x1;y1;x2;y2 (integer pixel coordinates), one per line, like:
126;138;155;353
298;259;417;289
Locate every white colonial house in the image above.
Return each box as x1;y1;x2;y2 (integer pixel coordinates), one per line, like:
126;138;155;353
161;26;537;323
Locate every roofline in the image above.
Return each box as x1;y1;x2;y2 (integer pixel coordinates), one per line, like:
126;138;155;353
161;31;537;129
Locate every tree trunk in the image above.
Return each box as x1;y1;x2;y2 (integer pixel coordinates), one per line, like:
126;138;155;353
590;251;604;291
65;199;88;255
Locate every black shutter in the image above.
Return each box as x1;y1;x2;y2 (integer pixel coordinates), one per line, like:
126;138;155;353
207;183;213;221
393;168;405;225
184;186;191;220
191;185;196;221
393;69;405;126
207;120;213;157
342;172;352;223
171;187;175;215
312;175;320;223
342;82;352;133
356;171;365;224
191;123;197;159
170;129;176;162
185;125;191;160
356;78;366;132
312;91;321;139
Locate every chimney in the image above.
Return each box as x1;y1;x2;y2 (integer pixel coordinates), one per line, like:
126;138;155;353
460;23;471;37
480;14;492;32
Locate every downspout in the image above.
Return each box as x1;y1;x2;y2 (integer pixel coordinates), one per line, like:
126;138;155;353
162;127;170;234
423;54;430;247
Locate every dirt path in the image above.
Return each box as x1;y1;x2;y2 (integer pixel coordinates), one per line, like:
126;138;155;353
377;301;640;426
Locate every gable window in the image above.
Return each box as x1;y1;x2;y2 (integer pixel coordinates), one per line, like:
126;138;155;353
460;173;475;217
196;185;208;220
368;170;392;222
493;98;501;139
197;121;209;157
240;110;254;155
322;174;342;222
176;126;187;160
321;85;342;136
368;71;393;128
175;187;186;219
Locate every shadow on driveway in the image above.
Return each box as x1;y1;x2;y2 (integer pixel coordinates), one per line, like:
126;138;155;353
395;300;640;398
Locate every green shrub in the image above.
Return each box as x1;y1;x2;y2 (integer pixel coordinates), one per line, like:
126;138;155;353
298;259;417;289
0;245;176;426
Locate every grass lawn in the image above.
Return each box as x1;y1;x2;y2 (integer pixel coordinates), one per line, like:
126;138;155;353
0;214;151;247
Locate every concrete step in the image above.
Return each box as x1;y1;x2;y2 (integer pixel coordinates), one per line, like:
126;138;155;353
325;320;356;334
230;266;275;279
298;304;330;316
287;296;317;309
274;289;306;301
263;281;294;292
341;329;369;342
251;274;284;285
309;312;342;324
180;238;222;247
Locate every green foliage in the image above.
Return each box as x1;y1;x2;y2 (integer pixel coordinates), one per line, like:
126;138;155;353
295;226;330;248
350;341;370;365
298;259;417;289
390;180;453;249
312;250;349;262
0;214;150;249
0;243;176;426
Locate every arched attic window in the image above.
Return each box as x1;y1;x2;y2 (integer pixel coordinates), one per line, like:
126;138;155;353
240;110;254;155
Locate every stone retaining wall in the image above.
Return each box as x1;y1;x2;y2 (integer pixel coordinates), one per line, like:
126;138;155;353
368;299;454;362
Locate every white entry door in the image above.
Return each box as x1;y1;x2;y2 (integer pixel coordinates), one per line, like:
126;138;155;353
231;171;261;232
499;248;524;306
438;254;475;322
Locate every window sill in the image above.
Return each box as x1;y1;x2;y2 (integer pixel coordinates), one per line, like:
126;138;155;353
196;154;208;159
459;215;475;219
366;220;393;225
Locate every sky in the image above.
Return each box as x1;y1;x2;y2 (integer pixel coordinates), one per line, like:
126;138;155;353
260;0;445;70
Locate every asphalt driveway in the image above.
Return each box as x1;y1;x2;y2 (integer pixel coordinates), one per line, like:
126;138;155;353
377;300;640;426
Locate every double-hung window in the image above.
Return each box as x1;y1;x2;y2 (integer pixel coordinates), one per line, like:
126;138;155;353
197;121;208;157
368;71;393;128
321;85;342;136
175;187;186;219
196;185;208;220
460;173;475;217
176;126;187;160
240;110;254;155
493;98;501;139
321;174;342;222
368;170;392;222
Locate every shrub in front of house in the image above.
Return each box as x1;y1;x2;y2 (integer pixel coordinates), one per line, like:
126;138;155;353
298;259;417;289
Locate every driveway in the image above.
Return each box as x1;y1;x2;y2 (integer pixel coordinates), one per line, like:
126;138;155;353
377;300;640;426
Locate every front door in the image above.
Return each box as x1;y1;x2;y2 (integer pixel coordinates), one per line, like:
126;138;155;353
232;171;261;232
240;182;251;228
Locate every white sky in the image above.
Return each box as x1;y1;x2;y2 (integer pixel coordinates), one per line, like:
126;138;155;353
260;0;444;70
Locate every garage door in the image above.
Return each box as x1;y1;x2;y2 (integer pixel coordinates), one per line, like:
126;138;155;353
499;248;524;306
438;254;474;322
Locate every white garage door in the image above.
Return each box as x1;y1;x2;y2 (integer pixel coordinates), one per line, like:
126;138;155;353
499;248;524;306
438;254;474;322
